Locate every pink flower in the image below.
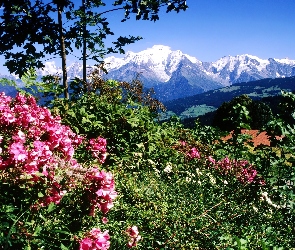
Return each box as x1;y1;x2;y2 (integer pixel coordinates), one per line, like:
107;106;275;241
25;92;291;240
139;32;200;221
126;226;141;248
12;130;26;143
208;156;216;164
2;112;16;124
84;169;117;215
88;137;107;163
187;147;200;160
102;217;108;224
0;92;116;220
99;201;115;214
9;142;27;162
79;238;93;250
238;167;258;184
216;157;232;173
79;228;110;250
214;157;265;185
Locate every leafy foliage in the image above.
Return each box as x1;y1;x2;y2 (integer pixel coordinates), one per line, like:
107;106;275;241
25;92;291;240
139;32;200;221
1;77;294;249
213;94;274;131
0;0;188;98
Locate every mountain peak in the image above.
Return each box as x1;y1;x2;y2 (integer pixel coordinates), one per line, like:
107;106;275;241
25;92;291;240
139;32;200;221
4;44;294;102
150;45;171;51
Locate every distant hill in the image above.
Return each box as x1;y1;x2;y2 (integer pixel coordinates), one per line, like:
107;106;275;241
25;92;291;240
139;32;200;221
0;84;18;97
163;76;295;123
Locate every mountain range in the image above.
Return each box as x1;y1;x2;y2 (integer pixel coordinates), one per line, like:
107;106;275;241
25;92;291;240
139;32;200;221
102;45;295;101
1;45;295;101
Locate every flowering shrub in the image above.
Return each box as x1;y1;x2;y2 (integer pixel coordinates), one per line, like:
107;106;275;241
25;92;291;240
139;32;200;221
174;140;201;160
88;137;107;164
186;147;200;159
84;168;117;216
212;156;265;185
0;92;117;248
51;89;293;249
1;84;291;248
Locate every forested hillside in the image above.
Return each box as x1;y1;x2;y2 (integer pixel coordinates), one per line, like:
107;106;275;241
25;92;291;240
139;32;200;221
164;76;295;117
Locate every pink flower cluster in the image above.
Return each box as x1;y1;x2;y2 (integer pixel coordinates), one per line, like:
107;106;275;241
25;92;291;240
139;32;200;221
0;92;83;168
186;147;200;160
0;92;112;209
175;141;201;160
84;168;118;216
210;156;265;185
88;137;107;164
79;228;110;250
126;226;141;248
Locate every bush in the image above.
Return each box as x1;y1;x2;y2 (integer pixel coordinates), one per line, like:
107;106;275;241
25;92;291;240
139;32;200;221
0;92;117;249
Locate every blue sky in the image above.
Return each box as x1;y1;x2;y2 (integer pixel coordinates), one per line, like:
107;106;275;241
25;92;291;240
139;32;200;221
102;0;295;62
1;0;295;74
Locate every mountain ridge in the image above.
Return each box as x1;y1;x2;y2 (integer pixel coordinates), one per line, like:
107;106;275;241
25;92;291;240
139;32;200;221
163;76;295;123
1;45;295;101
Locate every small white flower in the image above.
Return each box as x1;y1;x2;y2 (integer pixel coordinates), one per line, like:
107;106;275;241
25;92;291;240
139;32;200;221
154;168;160;174
196;168;203;176
261;191;284;209
186;177;191;182
206;173;216;185
164;163;172;173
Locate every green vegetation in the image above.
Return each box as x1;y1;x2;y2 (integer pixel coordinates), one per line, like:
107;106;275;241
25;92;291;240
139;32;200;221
164;76;295;122
212;94;274;131
180;104;217;119
0;1;294;248
1;71;294;249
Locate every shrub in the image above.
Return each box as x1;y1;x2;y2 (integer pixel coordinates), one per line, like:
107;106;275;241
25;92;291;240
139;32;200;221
0;92;118;249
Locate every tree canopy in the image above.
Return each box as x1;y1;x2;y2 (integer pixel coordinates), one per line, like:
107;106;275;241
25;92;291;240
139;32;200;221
0;0;188;98
212;94;274;131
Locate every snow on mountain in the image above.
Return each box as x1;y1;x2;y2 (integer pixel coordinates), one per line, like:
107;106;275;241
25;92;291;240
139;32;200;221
1;45;295;101
102;46;295;100
10;45;294;88
104;45;201;83
210;54;269;78
274;58;295;65
38;61;63;76
36;61;94;79
206;54;295;84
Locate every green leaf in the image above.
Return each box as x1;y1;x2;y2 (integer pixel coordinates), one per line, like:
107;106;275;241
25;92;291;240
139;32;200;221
54;230;72;235
33;226;42;236
61;243;69;250
38;192;44;198
47;202;56;212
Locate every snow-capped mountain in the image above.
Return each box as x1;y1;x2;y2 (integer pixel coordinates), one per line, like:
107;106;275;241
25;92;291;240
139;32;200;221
1;45;295;101
103;45;225;100
104;45;202;83
102;45;295;100
206;54;295;84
